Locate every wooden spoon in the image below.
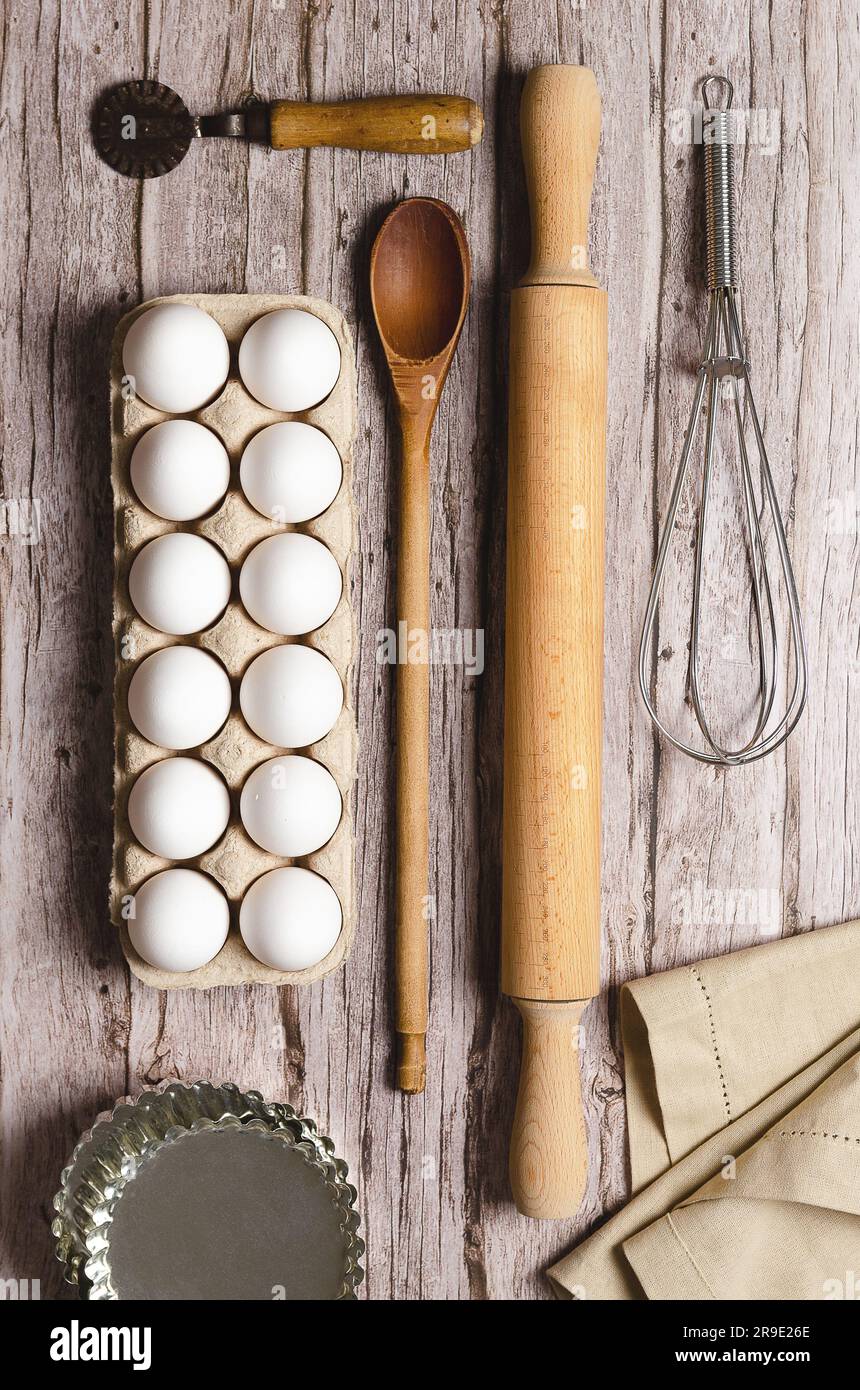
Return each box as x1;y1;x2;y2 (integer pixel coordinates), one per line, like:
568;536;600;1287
370;197;471;1093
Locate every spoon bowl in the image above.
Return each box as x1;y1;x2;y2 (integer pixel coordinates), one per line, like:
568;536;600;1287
371;199;469;364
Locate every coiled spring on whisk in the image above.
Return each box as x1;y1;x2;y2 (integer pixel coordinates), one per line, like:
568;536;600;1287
638;76;807;765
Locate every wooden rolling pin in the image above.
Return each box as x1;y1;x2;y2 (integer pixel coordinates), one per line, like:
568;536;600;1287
502;65;606;1219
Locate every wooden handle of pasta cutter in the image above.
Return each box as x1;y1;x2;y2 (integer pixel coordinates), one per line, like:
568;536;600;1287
502;65;606;1218
270;95;483;154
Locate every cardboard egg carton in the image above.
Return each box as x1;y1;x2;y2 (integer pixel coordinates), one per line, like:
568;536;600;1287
111;294;357;989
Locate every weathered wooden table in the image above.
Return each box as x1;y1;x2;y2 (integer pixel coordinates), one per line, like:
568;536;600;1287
1;1;857;1300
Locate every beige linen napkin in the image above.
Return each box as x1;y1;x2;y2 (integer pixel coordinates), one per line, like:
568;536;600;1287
549;920;860;1300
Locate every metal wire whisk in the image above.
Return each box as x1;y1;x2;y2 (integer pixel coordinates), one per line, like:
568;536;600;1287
638;76;808;766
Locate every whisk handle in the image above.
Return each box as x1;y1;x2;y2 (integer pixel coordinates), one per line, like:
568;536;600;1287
703;110;738;290
519;65;601;289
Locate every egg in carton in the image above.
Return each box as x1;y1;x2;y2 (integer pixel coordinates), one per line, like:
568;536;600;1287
110;294;358;989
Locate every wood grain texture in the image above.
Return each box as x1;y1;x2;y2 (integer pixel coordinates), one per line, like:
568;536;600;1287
502;65;605;1221
503;284;606;1003
519;65;601;288
270;94;483;153
0;0;858;1301
509;999;587;1219
392;426;431;1092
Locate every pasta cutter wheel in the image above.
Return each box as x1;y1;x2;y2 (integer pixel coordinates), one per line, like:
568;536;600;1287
94;80;250;179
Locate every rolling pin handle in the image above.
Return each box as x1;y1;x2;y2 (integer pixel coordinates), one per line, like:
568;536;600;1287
519;65;602;288
509;999;589;1220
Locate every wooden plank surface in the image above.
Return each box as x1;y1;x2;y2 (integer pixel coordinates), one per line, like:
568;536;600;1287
0;0;857;1300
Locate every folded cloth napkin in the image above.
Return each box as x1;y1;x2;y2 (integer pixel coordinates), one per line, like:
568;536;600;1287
548;920;860;1300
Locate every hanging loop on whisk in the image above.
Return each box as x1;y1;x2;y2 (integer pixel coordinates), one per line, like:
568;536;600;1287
701;75;734;111
638;75;808;767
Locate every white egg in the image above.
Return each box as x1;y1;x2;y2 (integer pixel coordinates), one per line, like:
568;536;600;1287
239;421;342;523
240;755;341;856
128;868;230;972
128;646;232;749
127;757;231;860
122;303;230;413
240;867;342;971
129;533;232;635
240;644;343;748
238;308;341;412
239;533;341;636
130;420;231;521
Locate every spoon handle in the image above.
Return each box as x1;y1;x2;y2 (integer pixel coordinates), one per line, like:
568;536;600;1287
395;427;431;1093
